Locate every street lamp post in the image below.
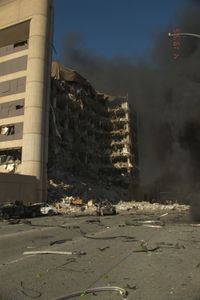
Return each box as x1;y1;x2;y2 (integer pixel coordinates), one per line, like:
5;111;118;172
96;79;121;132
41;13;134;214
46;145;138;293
168;32;200;59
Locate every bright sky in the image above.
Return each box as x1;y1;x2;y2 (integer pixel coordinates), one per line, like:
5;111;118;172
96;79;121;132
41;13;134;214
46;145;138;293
53;0;188;60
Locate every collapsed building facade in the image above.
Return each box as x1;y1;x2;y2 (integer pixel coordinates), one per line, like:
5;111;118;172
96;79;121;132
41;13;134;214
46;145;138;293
49;62;139;202
0;0;139;205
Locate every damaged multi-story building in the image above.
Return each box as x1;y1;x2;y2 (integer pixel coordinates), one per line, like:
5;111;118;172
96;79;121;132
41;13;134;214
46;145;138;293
49;62;139;202
0;0;139;205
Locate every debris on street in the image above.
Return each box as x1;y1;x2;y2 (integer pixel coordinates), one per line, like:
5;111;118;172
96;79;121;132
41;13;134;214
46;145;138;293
160;212;169;217
97;200;117;216
23;250;86;256
53;198;117;217
20;281;42;299
81;230;137;241
156;242;185;249
132;239;186;253
133;246;160;253
142;224;163;228
190;223;200;227
86;218;101;223
97;246;110;251
125;284;137;290
125;219;164;228
54;286;128;300
49;239;72;246
116;201;189;212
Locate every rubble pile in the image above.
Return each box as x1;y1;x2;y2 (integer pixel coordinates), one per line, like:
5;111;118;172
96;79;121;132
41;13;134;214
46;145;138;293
48;62;139;203
50;190;117;217
116;200;189;212
48;175;128;204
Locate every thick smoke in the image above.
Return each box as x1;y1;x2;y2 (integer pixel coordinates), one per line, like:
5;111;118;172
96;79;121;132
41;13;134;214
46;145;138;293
60;1;200;202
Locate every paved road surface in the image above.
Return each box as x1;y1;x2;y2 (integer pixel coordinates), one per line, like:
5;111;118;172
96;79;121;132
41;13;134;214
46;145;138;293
0;210;200;300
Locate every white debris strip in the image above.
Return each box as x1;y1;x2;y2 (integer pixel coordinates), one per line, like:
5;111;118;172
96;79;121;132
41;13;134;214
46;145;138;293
116;201;189;212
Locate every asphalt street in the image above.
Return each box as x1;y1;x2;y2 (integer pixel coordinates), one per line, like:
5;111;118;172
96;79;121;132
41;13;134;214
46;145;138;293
0;210;200;300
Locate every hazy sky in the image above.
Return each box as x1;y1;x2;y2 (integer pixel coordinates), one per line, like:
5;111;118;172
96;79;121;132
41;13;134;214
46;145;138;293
53;0;188;60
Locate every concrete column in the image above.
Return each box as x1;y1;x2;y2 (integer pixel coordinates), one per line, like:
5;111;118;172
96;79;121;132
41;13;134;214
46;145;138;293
21;0;52;202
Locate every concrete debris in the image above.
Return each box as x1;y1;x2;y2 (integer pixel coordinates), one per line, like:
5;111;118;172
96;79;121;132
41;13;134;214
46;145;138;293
142;224;163;228
53;198;117;217
140;240;149;251
48;173;130;205
70;197;83;206
133;240;186;253
190;224;200;227
160;212;169;217
125;284;137;290
116;201;189;212
97;200;117;216
131;240;161;253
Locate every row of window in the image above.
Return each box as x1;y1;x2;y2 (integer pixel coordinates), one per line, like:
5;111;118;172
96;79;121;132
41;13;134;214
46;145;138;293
0;40;28;57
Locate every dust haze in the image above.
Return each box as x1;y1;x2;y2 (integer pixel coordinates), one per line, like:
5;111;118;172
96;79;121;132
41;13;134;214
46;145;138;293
60;0;200;202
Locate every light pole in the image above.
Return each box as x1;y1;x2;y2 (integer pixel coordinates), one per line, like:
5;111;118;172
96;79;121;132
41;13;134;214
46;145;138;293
168;32;200;59
168;32;200;39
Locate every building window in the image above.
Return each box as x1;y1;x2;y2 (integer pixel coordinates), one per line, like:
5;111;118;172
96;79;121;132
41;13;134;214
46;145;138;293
13;40;28;48
0;125;15;136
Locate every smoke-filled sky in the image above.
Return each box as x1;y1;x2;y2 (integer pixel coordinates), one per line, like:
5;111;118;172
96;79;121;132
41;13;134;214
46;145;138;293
53;0;188;59
54;0;200;195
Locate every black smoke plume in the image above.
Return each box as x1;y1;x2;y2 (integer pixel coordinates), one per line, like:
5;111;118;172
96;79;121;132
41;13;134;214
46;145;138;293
60;1;200;204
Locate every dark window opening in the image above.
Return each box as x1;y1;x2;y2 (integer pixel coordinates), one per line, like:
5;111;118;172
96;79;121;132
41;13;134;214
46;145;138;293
0;125;15;136
16;105;23;110
0;148;21;165
14;40;28;48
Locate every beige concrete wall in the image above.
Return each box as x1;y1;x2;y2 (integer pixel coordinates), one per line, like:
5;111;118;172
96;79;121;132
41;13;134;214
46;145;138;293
0;0;52;29
0;0;53;202
0;173;38;205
